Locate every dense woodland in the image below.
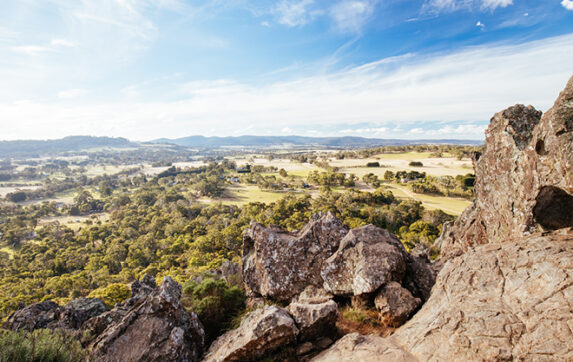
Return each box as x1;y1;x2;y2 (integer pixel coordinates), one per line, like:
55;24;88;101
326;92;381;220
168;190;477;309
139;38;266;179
0;145;479;330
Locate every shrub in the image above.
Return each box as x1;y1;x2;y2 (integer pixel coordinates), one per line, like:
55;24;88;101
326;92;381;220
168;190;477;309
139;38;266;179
88;283;131;306
366;162;380;167
182;277;245;343
408;161;423;167
0;329;86;362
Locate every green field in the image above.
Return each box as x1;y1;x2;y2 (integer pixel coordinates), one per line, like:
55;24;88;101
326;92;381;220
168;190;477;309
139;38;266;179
203;185;291;206
385;184;471;215
330;152;473;178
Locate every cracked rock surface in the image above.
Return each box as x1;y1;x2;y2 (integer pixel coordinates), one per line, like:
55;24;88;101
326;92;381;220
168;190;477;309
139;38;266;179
390;232;573;360
243;212;348;301
90;277;205;362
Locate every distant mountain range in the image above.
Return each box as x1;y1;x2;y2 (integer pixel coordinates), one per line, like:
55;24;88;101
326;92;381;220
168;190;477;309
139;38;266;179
0;136;136;158
152;135;482;148
0;135;483;158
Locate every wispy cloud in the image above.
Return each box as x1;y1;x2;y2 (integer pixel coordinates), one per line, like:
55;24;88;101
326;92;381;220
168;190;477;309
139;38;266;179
273;0;320;27
480;0;513;10
1;33;572;141
562;0;573;11
423;0;513;14
329;0;378;34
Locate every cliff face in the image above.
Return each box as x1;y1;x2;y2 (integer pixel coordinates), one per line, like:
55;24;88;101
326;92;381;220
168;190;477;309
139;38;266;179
439;76;573;259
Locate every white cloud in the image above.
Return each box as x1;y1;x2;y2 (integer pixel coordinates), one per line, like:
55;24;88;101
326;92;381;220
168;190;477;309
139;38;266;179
51;39;77;47
11;45;54;56
423;0;513;13
329;1;377;34
476;21;484;29
261;21;271;27
57;89;88;99
480;0;512;10
340;127;389;135
1;34;573;140
562;0;573;10
273;0;318;27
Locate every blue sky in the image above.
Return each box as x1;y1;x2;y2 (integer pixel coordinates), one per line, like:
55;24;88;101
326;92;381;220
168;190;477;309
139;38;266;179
0;0;572;141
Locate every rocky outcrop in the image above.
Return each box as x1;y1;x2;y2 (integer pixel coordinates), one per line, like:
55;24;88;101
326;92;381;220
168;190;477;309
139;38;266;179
203;305;298;362
314;75;573;361
90;277;205;362
83;275;157;339
321;225;407;297
311;333;417;362
3;298;108;332
439;75;573;259
243;212;348;301
59;298;110;330
3;301;62;331
374;282;420;328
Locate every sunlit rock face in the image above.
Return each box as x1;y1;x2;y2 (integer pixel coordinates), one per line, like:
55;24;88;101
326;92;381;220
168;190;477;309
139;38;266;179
242;212;348;301
439;75;573;259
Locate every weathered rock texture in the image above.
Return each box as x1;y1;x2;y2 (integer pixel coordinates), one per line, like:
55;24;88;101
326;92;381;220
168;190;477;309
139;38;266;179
391;233;573;360
81;275;158;342
3;298;108;332
321;225;407;297
320;224;434;304
374;282;421;328
91;277;205;362
203;305;299;362
439;75;573;259
288;300;338;342
312;333;417;362
243;212;348;301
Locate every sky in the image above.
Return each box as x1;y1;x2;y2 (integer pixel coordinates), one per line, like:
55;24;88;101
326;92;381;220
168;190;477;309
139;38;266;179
0;0;572;141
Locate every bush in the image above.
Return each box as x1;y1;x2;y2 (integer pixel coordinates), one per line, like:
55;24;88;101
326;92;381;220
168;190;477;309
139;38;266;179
0;329;86;362
182;277;245;343
366;162;380;167
408;161;423;167
88;283;131;306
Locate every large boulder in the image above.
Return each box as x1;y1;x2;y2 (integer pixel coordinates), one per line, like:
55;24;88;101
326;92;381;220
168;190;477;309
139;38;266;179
311;333;417;362
439;75;573;259
321;225;407;297
90;277;205;362
203;305;299;362
243;212;348;301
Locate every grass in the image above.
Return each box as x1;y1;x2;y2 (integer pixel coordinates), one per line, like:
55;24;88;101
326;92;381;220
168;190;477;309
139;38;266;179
205;185;289;206
337;306;393;337
330;152;473;178
38;213;110;230
385;184;471;215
